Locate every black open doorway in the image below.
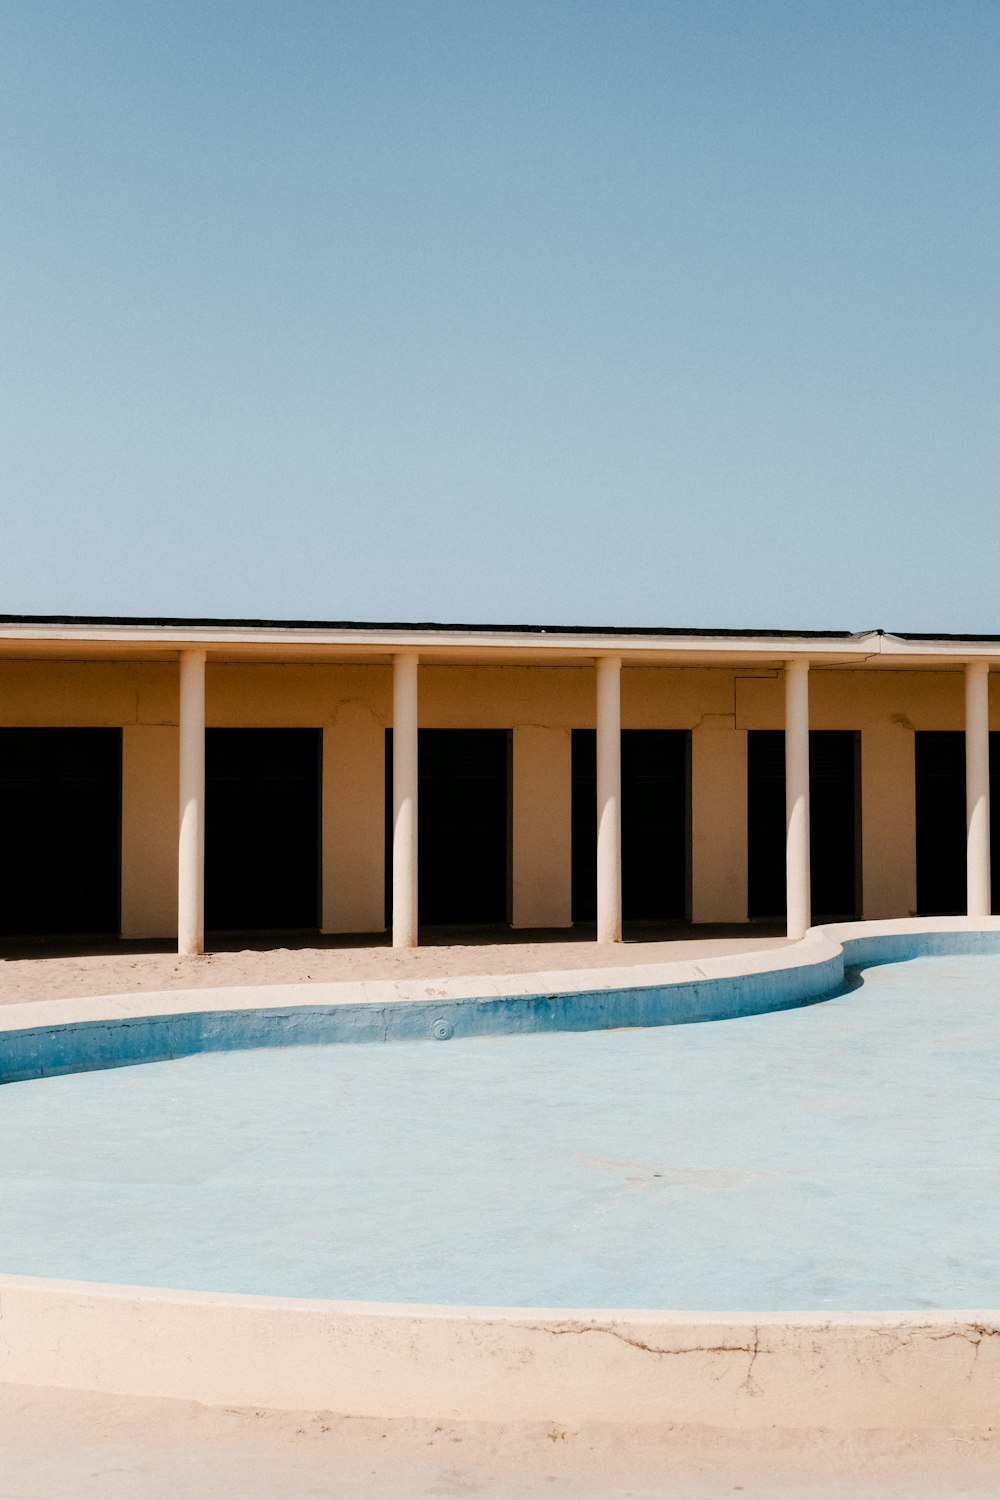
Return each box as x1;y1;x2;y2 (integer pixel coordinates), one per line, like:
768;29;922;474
205;729;321;932
384;729;510;926
914;731;965;915
747;730;861;920
914;731;1000;915
571;729;690;923
0;728;122;937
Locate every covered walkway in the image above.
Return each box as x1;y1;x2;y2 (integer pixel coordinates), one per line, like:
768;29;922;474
0;616;997;960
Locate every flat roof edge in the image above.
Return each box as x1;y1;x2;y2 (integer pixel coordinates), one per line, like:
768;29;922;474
0;614;860;640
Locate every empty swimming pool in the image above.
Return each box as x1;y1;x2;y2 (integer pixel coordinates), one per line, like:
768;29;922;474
3;952;1000;1311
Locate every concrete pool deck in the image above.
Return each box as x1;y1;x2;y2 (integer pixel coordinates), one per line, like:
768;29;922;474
6;1384;1000;1499
9;1385;1000;1500
0;923;790;1004
3;917;1000;1436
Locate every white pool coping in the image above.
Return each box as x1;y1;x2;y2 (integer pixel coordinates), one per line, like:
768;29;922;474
3;916;1000;1429
2;913;998;1035
0;934;816;1030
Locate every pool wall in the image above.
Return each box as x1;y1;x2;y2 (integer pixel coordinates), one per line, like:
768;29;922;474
0;953;843;1083
5;916;1000;1430
3;915;1000;1084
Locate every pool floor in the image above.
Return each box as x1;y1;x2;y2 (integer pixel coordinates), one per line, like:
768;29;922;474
4;954;1000;1310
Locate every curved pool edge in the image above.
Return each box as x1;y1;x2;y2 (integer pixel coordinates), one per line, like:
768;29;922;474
5;916;1000;1083
1;1272;998;1430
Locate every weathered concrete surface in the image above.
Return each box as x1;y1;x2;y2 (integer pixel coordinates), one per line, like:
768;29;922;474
7;950;1000;1310
0;929;791;1005
2;1278;1000;1432
1;916;999;1082
3;920;1000;1431
3;1384;1000;1499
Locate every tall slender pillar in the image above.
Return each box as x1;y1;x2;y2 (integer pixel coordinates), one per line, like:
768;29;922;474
392;652;419;948
596;655;622;943
785;659;811;941
966;660;991;919
177;649;206;957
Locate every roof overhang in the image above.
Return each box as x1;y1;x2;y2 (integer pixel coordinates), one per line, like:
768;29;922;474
0;618;997;669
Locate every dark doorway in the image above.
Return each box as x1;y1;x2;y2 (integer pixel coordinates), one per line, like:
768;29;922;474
747;730;860;920
571;730;690;923
914;731;965;916
0;728;121;936
206;729;321;932
384;729;510;925
914;731;1000;915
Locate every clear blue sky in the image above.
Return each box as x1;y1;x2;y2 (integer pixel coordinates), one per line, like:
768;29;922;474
1;1;997;630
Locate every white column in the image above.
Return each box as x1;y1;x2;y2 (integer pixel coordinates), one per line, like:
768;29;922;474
596;655;622;943
177;649;206;957
785;659;811;941
392;652;419;948
966;661;991;919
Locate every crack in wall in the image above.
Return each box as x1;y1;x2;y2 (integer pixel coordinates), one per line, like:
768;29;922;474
743;1327;762;1392
527;1320;763;1392
925;1324;1000;1365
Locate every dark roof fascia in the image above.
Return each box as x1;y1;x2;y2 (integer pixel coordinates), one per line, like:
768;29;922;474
0;614;859;640
889;632;1000;643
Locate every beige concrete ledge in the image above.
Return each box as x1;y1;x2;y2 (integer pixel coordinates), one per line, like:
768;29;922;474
2;914;1000;1037
1;1274;998;1430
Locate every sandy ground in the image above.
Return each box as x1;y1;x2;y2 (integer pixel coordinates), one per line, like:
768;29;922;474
0;928;790;1005
1;1386;999;1499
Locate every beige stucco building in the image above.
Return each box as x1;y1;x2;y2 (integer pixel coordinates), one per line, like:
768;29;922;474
0;616;995;952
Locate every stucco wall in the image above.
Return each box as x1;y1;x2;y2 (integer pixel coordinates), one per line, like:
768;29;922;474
322;705;385;935
511;725;572;928
0;659;993;938
121;726;178;939
691;719;747;923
